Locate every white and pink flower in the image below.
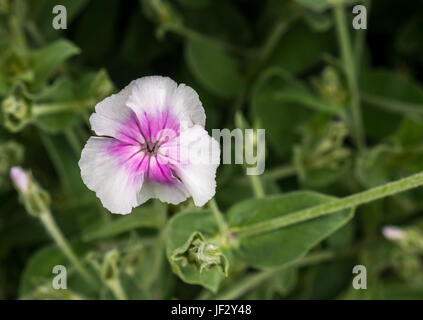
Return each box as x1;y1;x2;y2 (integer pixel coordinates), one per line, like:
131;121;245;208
78;76;220;214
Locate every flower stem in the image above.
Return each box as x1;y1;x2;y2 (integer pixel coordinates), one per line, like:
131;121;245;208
248;174;265;198
39;210;98;288
235;165;296;186
107;278;128;300
253;20;289;73
333;2;365;150
32;99;95;116
262;165;297;182
233;170;423;238
208;198;228;236
65;129;83;156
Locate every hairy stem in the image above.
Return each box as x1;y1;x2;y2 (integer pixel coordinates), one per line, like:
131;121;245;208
32;99;95;116
39;210;98;288
65;129;83;156
208;198;228;236
107;278;128;300
248;174;265;198
233;170;423;238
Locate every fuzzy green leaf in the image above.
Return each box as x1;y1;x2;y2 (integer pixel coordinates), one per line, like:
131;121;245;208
228;191;354;268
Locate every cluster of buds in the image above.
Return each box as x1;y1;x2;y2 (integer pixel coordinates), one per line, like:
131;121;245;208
294;121;351;184
173;232;229;275
87;249;122;283
312;66;347;107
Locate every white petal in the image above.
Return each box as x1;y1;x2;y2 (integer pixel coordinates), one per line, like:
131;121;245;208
89;81;135;138
126;76;206;127
172;125;220;206
138;180;190;206
171;84;206;127
78;137;144;214
126;76;177;116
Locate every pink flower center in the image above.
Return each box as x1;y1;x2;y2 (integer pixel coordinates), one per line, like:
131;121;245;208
108;110;181;185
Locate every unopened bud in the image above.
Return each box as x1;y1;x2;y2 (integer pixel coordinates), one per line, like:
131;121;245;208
10;166;50;216
172;232;229;276
2;95;32;132
382;225;405;241
10;166;29;193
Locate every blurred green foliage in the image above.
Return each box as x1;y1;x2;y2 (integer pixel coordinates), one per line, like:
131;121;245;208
1;0;423;300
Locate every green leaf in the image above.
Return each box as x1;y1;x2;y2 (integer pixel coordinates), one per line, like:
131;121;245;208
355;144;401;188
251;68;314;156
306;260;354;299
40;133;91;203
132;247;176;299
83;204;166;241
256;0;300;35
30;40;80;88
183;2;251;44
19;242;94;298
227;191;354;268
303;11;332;31
185;38;246;98
74;69;114;101
166;209;229;292
19;245;67;297
33;77;80;133
246;268;298;299
361;70;423;141
266;22;334;74
217;172;281;210
395;118;423;147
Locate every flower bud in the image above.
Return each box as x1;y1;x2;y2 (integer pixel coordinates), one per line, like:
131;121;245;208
312;66;347;107
10;166;50;216
2;95;32;132
172;232;229;275
101;250;121;281
382;225;405;241
10;166;29;193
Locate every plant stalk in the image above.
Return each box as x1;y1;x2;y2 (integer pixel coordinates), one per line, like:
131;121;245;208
248;174;265;198
234;170;423;238
333;2;365;150
39;210;98;288
208;198;228;236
